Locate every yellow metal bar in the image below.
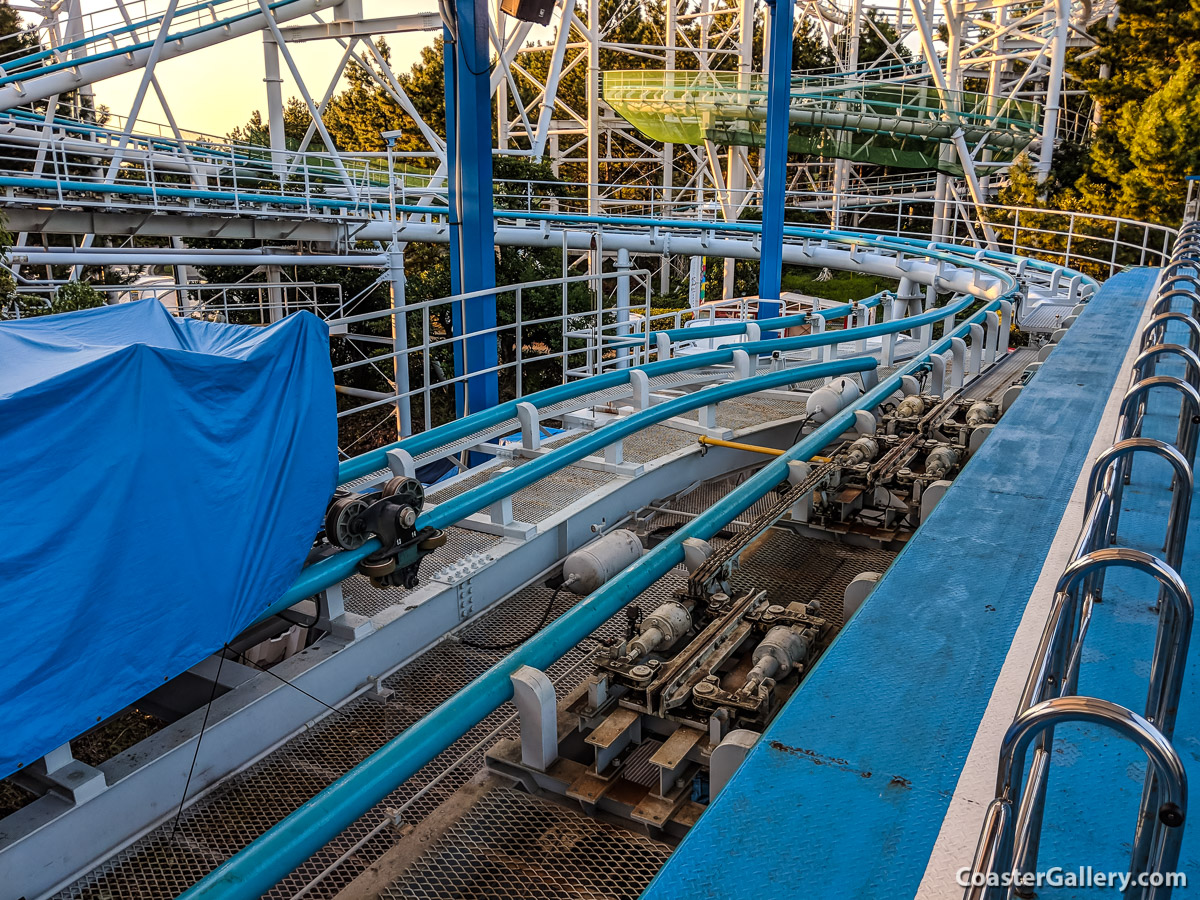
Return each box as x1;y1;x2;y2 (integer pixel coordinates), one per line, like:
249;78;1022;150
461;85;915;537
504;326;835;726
698;435;831;462
698;435;784;456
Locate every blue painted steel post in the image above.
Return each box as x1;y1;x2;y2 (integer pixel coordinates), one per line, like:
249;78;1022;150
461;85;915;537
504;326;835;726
758;0;794;335
444;0;499;418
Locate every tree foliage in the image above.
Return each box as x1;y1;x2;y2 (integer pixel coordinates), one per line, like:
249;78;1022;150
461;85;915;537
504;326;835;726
227;98;314;149
1;281;105;320
1071;0;1200;224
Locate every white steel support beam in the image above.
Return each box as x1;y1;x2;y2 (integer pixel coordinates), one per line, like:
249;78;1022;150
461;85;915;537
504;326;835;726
280;13;443;41
1037;0;1070;183
255;0;358;198
263;30;288;177
531;0;576;158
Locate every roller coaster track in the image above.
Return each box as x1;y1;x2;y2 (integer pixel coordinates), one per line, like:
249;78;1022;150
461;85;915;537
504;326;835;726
603;70;1043;175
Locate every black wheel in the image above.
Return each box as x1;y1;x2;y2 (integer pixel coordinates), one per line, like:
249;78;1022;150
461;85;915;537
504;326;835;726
324;495;371;550
360;554;397;579
381;476;424;510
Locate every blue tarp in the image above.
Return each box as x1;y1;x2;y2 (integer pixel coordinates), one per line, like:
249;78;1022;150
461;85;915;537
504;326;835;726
0;299;336;779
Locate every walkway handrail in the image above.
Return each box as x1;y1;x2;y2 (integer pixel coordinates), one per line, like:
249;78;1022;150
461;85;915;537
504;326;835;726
268;354;877;620
1117;378;1200;467
1088;438;1193;571
967;697;1187;900
1142;312;1200;354
1017;492;1113;713
337;288;986;484
1056;549;1194;737
1161;259;1200;280
1159;274;1200;294
965;239;1200;898
1134;345;1200;392
1152;290;1200;320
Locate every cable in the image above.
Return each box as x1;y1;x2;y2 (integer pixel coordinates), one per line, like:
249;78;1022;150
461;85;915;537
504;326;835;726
792;413;814;446
459;574;580;652
226;645;340;715
167;647;226;843
167;641;348;843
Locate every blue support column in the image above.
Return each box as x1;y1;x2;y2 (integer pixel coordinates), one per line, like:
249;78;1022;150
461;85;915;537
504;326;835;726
444;0;499;418
757;0;794;335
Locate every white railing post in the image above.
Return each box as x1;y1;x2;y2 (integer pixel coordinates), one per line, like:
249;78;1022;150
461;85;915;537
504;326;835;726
615;248;631;369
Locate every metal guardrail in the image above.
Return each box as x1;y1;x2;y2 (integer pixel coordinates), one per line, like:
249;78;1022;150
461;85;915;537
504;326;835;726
969;697;1187;900
9;279;346;323
964;219;1200;899
0;115;1176;281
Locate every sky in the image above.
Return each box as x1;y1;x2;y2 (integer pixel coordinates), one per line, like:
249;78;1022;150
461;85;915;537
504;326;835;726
46;0;877;141
64;1;442;138
91;29;435;138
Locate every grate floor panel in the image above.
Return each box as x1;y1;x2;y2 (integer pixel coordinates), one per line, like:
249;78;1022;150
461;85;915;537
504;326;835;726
381;787;673;900
619;424;698;463
1019;303;1072;331
964;347;1037;401
713;392;808;431
732;529;897;628
55;554;690;900
58;437;886;900
343;527;504;618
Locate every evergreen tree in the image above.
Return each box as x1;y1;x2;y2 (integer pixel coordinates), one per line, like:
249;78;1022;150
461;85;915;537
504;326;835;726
228;98;314;149
0;0;36;63
1074;0;1200;224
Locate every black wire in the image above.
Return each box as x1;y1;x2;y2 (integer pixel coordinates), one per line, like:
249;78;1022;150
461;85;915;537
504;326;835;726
226;646;339;715
167;648;226;843
460;584;567;652
792;414;814;446
168;640;347;844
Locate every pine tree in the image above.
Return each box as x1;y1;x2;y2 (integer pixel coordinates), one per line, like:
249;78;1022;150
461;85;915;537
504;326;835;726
1074;0;1200;223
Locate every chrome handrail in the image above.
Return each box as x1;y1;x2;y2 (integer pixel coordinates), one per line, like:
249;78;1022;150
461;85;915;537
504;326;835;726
964;235;1200;898
1133;345;1200;392
968;697;1187;900
1142;312;1200;355
1088;438;1193;570
1057;550;1193;737
1152;290;1200;320
1157;274;1200;295
1117;378;1200;467
1160;259;1200;280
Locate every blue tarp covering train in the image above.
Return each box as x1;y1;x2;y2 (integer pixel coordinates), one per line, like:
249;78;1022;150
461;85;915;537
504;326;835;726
0;299;336;779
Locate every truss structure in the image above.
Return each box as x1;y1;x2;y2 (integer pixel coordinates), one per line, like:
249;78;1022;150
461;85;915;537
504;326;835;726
0;0;1115;292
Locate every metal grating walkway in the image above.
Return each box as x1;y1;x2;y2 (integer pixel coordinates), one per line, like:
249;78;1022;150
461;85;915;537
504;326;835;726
381;787;673;900
55;475;893;900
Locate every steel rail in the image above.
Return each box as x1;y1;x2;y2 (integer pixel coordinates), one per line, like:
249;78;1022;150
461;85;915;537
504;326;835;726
176;302;1001;900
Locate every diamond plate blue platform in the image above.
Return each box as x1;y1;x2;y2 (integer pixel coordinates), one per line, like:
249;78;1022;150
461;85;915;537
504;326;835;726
642;269;1161;899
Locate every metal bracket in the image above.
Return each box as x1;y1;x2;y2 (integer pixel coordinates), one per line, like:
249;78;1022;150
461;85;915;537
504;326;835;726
511;666;559;772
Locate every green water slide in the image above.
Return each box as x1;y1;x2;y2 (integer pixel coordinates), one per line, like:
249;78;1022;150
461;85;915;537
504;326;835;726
603;70;1042;175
